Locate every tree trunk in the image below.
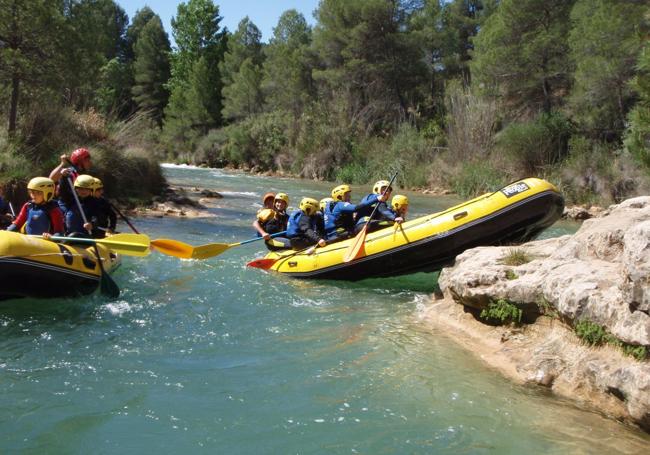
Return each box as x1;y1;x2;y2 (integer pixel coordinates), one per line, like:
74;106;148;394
8;74;19;136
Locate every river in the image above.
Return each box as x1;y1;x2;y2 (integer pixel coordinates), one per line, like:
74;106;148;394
1;165;648;453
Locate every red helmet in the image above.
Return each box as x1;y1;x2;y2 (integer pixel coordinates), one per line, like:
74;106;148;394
70;148;91;166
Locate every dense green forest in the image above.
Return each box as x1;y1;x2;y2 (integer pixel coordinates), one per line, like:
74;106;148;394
1;0;649;205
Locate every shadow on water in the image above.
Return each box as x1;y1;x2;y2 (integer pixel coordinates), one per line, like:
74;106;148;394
320;271;442;294
0;295;102;327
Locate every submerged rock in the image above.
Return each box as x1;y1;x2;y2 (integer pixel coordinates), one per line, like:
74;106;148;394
430;196;650;432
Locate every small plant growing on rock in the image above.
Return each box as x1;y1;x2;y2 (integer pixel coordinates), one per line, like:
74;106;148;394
575;320;607;345
505;269;518;280
623;345;648;361
500;248;532;266
480;298;523;325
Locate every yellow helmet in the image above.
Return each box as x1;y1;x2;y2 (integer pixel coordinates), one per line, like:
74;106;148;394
319;197;334;211
299;197;319;216
373;180;392;195
392;195;409;212
274;192;289;204
331;184;351;201
92;177;103;191
74;174;95;189
27;177;55;202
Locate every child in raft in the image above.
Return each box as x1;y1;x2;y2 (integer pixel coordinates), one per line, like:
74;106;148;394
5;177;64;238
63;175;96;238
286;197;327;253
90;177;117;238
253;192;290;250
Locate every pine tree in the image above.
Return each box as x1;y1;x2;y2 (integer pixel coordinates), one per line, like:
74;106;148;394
569;0;648;140
125;6;156;62
312;0;426;130
471;0;575;115
164;0;226;143
220;17;264;120
625;40;650;170
132;15;171;125
262;10;314;117
0;0;67;135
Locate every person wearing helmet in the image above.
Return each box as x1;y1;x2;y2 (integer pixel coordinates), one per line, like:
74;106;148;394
63;174;96;237
324;184;387;242
260;192;276;211
316;197;333;234
49;148;93;209
354;179;402;234
89;177;117;238
6;177;64;238
391;195;409;220
286;197;327;252
253;192;290;250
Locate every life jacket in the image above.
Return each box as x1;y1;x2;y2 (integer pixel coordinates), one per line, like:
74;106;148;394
259;209;288;235
286;210;318;239
25;201;55;235
355;194;378;220
324;201;355;237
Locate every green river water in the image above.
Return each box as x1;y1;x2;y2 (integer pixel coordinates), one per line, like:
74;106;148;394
1;164;648;454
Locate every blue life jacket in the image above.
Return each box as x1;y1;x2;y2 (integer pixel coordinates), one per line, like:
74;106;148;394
25;202;52;235
355;194;379;219
286;210;304;238
324;201;358;239
286;210;318;238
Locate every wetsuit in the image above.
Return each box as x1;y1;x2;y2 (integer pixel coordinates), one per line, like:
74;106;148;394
90;197;117;238
286;210;323;250
323;196;378;241
255;208;290;250
64;196;96;237
354;193;397;233
7;201;64;235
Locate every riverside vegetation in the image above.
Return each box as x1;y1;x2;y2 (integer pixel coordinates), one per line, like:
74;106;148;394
1;0;649;205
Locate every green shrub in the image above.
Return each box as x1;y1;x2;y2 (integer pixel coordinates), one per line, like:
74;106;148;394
496;111;572;175
450;161;505;198
622;345;648;361
480;298;523;325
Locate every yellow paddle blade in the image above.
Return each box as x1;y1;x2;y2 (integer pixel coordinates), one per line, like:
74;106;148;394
191;243;230;260
151;238;195;259
343;226;368;263
98;233;151;257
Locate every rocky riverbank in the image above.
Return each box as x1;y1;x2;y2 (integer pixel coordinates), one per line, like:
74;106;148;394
420;197;650;432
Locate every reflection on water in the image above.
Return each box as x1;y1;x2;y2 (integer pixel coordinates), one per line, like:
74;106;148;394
1;166;647;453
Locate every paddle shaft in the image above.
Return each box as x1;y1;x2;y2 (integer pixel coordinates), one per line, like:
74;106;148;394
237;231;287;246
8;202;15;217
109;201;140;234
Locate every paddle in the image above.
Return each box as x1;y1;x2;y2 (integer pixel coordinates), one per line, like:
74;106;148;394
191;231;288;260
67;177;120;298
343;172;398;263
34;233;151;257
8;201;15;218
108;200;201;259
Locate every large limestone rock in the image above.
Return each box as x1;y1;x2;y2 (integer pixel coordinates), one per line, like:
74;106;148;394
440;196;650;346
437;196;650;431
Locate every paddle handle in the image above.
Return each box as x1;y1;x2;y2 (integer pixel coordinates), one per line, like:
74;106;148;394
240;230;287;246
8;202;15;218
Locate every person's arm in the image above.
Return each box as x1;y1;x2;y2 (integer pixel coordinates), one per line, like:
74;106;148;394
376;202;397;221
49;155;70;182
6;203;28;231
253;209;273;239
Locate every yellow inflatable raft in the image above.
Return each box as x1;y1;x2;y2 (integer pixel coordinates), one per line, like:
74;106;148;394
0;231;120;300
255;178;564;280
